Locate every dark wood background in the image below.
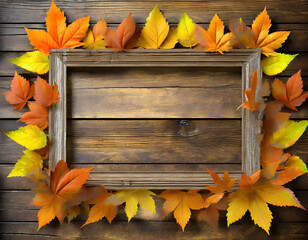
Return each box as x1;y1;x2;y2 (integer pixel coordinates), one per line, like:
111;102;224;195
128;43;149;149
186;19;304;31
0;0;307;239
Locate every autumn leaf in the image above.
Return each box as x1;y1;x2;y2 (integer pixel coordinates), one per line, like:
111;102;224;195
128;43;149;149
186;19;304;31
2;72;34;111
177;11;198;48
136;5;178;49
272;70;308;111
227;172;303;234
105;189;156;221
230;8;289;56
196;14;231;54
238;70;262;112
19;102;49;130
205;169;235;195
270;120;308;148
31;160;93;230
158;190;203;231
3;125;47;150
104;13;140;51
9;51;49;75
8;150;43;178
34;77;59;107
25;0;89;54
82;187;118;227
67;205;81;223
229;18;255;49
83;19;108;49
262;53;298;76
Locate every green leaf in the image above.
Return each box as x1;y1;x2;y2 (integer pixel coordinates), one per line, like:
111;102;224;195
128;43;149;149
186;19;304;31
9;51;49;75
262;53;298;76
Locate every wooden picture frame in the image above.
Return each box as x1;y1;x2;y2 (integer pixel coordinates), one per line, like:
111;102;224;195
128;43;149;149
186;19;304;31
49;49;262;189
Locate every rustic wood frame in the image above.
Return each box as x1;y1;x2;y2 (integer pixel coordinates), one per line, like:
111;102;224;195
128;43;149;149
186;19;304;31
49;49;262;189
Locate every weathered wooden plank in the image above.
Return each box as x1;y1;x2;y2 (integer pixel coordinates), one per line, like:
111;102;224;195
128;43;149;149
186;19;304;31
0;191;307;222
0;0;307;24
1;23;307;52
1;51;307;77
1;222;308;240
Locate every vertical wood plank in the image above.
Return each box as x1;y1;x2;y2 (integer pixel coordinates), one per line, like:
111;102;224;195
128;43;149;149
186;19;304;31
242;50;262;176
49;52;67;170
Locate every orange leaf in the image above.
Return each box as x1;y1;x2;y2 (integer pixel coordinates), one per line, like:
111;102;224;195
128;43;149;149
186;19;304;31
196;206;219;230
205;169;235;194
2;72;34;111
19;102;49;130
31;160;93;230
272;70;308;111
82;188;118;227
158;190;203;231
238;70;262;112
196;14;231;54
25;1;89;54
104;13;139;51
33;77;59;107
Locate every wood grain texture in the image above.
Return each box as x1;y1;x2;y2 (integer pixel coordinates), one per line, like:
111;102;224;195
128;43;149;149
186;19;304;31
0;0;307;23
49;49;262;188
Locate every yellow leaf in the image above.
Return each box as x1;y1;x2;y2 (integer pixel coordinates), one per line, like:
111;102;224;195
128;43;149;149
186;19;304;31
137;5;169;49
252;7;272;46
83;19;107;49
271;120;308;148
160;28;178;49
107;189;156;221
9;51;49;75
8;150;43;177
262;53;298;76
177;12;198;47
3;125;47;150
227;190;249;226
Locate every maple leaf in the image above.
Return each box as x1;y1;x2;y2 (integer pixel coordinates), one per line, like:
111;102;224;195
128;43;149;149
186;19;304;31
196;14;231;54
3;125;47;150
136;5;178;49
158;190;203;231
67;205;81;223
177;11;198;48
105;189;156;221
34;77;59;107
270;120;308;148
2;72;34;111
25;0;89;54
230;8;289;56
83;19;108;49
82;187;118;227
229;18;255;49
262;53;298;76
19;102;49;130
104;13;140;51
238;70;262;112
9;51;49;75
227;172;303;234
272;70;308;111
31;160;93;230
8;150;43;178
205;169;235;195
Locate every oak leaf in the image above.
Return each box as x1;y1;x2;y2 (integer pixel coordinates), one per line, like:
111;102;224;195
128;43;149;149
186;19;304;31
105;189;156;221
9;51;49;75
82;186;118;227
19;102;49;130
104;13;140;51
158;190;203;231
272;70;308;111
83;19;108;49
2;72;34;111
196;14;231;54
34;77;59;107
136;5;178;49
3;125;47;150
177;12;198;48
31;160;93;230
227;172;303;234
8;150;43;178
25;0;89;54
